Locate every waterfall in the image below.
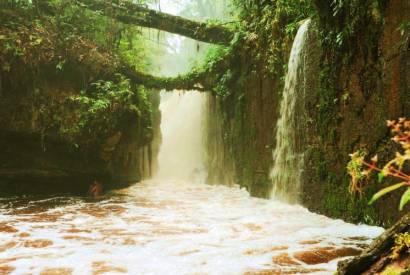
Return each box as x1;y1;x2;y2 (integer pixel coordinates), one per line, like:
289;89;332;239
270;19;312;203
154;91;208;182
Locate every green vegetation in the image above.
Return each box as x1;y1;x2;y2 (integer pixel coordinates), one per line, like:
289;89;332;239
231;0;315;74
0;0;157;145
348;119;410;210
300;0;408;226
204;0;317;196
398;20;410;51
1;0;408;233
0;0;165;191
62;75;153;147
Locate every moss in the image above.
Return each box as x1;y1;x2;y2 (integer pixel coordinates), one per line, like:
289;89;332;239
297;0;407;225
0;6;160;193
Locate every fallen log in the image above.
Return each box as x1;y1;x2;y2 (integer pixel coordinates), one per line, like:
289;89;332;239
121;66;212;92
336;212;410;274
75;0;235;45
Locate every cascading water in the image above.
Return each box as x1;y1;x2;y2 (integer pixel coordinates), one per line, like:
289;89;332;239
155;91;207;182
271;19;312;203
0;8;384;274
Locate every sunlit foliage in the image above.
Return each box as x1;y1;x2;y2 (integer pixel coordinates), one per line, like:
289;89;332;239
348;119;410;210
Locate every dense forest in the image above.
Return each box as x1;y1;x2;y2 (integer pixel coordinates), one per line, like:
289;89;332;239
0;0;409;274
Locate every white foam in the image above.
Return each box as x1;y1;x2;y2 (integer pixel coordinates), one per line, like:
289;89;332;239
0;180;383;274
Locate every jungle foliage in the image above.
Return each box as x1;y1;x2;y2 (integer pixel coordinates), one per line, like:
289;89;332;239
0;0;157;150
231;0;315;74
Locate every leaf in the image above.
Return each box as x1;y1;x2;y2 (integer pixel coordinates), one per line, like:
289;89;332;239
35;38;43;45
369;182;407;205
378;171;386;183
56;60;65;71
399;187;410;211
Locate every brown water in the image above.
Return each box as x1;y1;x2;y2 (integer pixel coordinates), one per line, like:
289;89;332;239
0;180;382;275
0;91;382;275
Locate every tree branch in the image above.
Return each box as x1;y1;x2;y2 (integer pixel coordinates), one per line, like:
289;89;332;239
337;212;410;274
76;0;235;45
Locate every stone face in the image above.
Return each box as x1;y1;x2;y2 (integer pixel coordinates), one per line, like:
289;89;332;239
0;130;108;194
206;0;409;226
205;49;283;198
301;0;410;226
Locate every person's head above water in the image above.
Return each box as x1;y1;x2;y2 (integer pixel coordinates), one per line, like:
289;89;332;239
89;181;103;197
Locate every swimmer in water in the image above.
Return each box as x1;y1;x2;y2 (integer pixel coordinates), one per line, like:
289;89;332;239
88;181;103;197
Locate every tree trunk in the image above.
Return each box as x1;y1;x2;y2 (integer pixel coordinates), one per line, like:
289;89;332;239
76;0;235;45
34;0;231;91
336;212;410;275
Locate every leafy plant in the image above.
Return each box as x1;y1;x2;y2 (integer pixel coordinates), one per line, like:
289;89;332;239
230;0;314;74
60;74;152;146
347;118;410;210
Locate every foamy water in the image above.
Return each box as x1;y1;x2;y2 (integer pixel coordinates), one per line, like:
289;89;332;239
0;180;382;275
155;92;207;182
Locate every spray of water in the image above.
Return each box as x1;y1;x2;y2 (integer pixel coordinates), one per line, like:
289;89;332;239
271;19;312;203
155;91;207;182
147;0;226;183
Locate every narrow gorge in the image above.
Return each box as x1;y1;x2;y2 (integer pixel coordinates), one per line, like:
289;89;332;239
0;0;409;274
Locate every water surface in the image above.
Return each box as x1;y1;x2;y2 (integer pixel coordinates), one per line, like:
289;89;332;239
0;180;382;274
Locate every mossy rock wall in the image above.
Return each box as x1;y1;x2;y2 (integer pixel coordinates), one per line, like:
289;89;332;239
205;46;285;198
0;66;161;194
302;0;410;226
206;0;409;226
0;9;161;194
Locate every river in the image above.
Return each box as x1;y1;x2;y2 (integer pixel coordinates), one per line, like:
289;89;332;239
0;90;384;275
0;15;384;274
0;179;382;275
